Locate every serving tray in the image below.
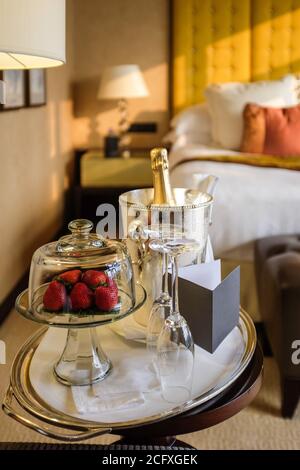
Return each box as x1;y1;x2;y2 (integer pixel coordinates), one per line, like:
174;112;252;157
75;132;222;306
2;308;256;442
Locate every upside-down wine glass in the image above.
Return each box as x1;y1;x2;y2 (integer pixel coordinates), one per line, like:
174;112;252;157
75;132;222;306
146;251;172;358
150;236;200;403
141;225;172;358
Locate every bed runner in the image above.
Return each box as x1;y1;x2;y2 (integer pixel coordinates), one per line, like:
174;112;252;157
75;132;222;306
172;154;300;172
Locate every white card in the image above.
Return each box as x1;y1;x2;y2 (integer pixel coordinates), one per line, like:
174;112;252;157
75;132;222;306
178;259;221;291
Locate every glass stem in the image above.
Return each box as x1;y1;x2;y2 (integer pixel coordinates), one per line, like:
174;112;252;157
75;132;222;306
171;255;180;318
162;253;169;296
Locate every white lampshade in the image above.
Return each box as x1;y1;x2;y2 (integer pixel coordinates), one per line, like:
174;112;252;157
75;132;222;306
0;0;65;69
97;65;149;100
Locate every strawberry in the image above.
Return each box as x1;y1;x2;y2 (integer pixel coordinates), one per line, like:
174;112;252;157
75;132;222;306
106;276;117;289
82;270;107;289
43;280;67;312
57;269;82;286
70;282;93;311
95;284;118;311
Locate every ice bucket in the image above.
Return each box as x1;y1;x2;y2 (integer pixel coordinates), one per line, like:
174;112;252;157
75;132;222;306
119;188;213;327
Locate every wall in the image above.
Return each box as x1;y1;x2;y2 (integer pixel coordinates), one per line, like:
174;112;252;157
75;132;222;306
0;0;170;303
0;1;74;304
72;0;169;149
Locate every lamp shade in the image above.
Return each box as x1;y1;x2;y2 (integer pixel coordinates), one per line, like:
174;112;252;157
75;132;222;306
0;0;65;69
97;65;149;100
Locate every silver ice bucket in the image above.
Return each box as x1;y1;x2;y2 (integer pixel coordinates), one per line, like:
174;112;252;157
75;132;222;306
119;188;213;327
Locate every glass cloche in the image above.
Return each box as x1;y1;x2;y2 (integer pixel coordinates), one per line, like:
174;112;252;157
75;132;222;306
17;219;145;328
15;219;146;386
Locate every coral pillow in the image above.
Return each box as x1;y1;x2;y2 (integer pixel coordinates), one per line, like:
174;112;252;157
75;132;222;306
240;104;265;153
205;75;299;150
241;103;300;155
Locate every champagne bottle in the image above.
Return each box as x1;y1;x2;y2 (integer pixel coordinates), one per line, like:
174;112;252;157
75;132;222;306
150;147;175;205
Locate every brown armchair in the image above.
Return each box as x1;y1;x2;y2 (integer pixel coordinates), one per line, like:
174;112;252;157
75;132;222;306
255;235;300;418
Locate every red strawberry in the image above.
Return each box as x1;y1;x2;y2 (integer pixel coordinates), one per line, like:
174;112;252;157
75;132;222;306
43;280;67;312
106;276;117;289
82;270;107;289
95;285;118;311
57;269;82;286
70;282;93;311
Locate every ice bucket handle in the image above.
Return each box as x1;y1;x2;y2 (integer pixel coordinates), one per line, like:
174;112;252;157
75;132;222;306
2;385;112;442
127;220;148;267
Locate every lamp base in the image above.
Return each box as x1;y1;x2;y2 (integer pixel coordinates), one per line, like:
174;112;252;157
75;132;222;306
118;98;131;158
118;98;129;135
121;149;131;159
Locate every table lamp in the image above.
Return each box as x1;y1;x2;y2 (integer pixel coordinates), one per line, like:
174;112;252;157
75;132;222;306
97;64;149;157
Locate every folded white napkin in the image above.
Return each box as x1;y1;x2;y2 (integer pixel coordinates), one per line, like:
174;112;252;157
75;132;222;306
71;350;159;413
72;388;144;413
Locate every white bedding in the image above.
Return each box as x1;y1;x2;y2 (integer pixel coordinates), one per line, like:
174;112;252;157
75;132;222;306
170;143;300;262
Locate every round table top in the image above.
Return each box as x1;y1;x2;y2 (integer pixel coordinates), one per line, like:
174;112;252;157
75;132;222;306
115;344;263;439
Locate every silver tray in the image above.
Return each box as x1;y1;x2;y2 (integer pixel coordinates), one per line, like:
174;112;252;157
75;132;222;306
2;308;256;442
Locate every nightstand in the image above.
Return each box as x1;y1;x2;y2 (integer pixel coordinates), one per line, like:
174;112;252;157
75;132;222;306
73;149;153;223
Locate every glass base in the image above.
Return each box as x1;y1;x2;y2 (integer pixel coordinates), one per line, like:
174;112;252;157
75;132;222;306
54;327;112;386
161;385;191;404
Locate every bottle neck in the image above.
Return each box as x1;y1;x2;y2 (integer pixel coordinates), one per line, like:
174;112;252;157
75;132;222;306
152;167;174;205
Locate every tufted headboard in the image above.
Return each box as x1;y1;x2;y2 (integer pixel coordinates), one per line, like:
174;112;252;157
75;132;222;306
172;0;300;113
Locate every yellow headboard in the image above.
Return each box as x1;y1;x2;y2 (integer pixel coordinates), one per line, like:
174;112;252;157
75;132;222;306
172;0;300;113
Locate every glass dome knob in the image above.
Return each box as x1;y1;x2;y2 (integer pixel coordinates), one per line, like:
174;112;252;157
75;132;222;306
68;219;94;237
56;219;105;253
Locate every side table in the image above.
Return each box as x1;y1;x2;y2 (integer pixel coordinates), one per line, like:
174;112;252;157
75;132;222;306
73;149;153;226
1;345;263;450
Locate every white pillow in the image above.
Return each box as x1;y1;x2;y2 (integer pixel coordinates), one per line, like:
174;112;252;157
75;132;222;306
166;103;212;146
162;132;193;150
205;74;299;150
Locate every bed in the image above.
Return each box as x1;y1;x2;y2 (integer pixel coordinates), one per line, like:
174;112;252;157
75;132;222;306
169;0;300;321
170;145;300;320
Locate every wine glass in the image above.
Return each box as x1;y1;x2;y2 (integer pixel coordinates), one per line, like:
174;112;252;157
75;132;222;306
146;251;172;358
151;236;200;403
141;225;172;358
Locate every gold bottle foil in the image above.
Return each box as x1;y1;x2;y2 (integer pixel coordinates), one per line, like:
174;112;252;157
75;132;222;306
150;148;175;205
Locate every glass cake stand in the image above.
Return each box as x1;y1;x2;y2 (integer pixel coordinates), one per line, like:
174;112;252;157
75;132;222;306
15;283;146;387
